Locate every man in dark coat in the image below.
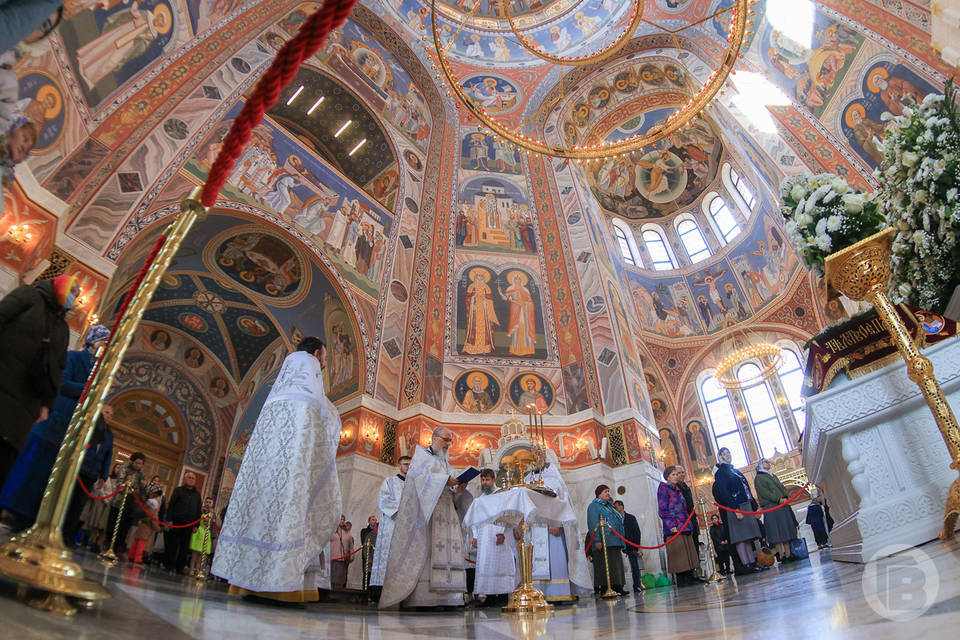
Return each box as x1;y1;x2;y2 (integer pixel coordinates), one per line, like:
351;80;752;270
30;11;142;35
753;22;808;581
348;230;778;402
360;515;378;592
614;500;644;592
708;513;731;574
0;275;75;488
165;470;202;574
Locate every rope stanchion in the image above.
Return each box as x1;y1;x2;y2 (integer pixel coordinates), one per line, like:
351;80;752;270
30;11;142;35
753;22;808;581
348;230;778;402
713;483;810;515
603;507;697;550
76;477;125;501
130;491;204;529
331;547;361;562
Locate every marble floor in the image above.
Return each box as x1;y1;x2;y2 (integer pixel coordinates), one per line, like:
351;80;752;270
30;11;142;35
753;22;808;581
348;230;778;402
1;540;958;639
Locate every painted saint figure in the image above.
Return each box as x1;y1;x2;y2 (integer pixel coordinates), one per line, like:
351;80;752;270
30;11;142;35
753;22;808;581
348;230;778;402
499;271;536;357
463;269;499;354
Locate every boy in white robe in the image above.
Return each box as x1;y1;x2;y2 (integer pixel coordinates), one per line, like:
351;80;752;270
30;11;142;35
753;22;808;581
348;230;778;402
369;455;410;601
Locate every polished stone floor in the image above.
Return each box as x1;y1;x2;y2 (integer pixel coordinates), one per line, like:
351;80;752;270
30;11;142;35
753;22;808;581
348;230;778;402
1;539;958;639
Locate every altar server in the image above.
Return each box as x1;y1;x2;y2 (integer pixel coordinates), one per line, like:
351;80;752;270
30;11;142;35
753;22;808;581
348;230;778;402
368;455;410;600
472;468;518;606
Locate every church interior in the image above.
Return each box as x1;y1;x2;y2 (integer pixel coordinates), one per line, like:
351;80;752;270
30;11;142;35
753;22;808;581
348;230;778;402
0;0;959;637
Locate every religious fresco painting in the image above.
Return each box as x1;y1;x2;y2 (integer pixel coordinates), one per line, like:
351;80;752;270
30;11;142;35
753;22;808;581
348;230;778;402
840;62;939;169
606;280;640;373
507;372;555;414
57;0;183;109
460;133;522;175
588;111;722;219
629;273;703;338
659;427;681;469
685;419;714;471
758;12;866;117
16;72;65;154
210;230;307;304
323;291;360;399
686;263;751;333
728;212;796;308
453;369;502;414
562;361;590;414
460;75;521;114
454;176;537;254
185;104;394;298
455;264;547;360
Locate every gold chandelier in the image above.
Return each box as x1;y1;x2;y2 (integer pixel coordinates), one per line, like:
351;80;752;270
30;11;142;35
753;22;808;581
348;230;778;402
425;0;754;159
714;341;781;389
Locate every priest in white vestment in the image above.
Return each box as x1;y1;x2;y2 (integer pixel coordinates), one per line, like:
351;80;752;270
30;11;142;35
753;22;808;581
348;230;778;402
472;468;518;606
369;454;411;598
379;427;472;608
525;462;592;600
212;337;342;602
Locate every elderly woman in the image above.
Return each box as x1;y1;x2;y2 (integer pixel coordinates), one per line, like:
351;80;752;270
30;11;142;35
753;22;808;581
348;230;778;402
713;447;764;574
658;465;700;586
754;458;797;564
586;484;626;595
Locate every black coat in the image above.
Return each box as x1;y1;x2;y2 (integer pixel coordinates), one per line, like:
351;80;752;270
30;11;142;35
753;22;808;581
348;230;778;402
713;463;756;510
709;522;729;550
0;281;69;451
621;512;642;555
167;485;202;526
678;481;701;544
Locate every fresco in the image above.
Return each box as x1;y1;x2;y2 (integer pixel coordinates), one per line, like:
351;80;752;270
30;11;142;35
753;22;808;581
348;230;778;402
588;111;722;219
606;279;640;373
507;372;555;414
728;212;795;308
840;62;939;169
455;264;547;360
185;105;394;298
461;75;521;114
453;369;502;413
16;72;65;154
659;427;681;468
210;230;307;303
629;274;703;338
455;176;537;254
685;419;714;471
759;12;865;117
460;132;522;174
323;291;360;399
687;264;750;333
562;361;590;413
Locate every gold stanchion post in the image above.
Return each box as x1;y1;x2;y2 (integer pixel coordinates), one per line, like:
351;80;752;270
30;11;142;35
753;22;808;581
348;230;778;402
0;188;208;614
696;494;725;584
194;512;211;582
97;481;131;567
825;227;960;539
598;516;619;599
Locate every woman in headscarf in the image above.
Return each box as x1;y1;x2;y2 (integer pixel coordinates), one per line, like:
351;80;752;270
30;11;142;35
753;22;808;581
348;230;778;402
657;465;700;586
713;447;764;574
754;458;798;564
805;486;830;550
0;275;75;490
586;484;627;595
0;320;110;532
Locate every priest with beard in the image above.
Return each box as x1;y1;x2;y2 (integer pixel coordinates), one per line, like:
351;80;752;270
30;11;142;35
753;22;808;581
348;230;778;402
379;427;473;608
471;468;518;607
525;461;592;600
212;337;342;602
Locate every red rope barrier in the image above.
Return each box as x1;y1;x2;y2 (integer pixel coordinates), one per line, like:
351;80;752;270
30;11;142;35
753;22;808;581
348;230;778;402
713;483;810;515
331;547;361;562
130;491;205;529
200;0;358;207
601;507;698;551
76;476;125;501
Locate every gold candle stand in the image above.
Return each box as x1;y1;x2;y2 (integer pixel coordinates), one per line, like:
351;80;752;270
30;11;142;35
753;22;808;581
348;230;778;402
0;189;208;614
502;517;553;614
824;227;960;539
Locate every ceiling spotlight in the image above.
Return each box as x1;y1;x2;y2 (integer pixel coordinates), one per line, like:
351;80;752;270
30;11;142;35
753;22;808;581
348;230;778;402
334;120;352;138
286;85;304;105
349;138;367;156
307;96;325;115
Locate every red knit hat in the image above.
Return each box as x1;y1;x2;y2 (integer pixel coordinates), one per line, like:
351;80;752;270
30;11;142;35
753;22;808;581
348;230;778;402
52;274;78;308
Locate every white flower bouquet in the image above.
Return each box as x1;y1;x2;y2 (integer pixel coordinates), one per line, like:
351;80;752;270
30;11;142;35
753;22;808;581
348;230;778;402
876;81;960;312
778;173;884;276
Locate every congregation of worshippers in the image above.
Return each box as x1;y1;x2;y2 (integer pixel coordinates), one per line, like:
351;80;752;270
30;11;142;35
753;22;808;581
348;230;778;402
0;325;824;608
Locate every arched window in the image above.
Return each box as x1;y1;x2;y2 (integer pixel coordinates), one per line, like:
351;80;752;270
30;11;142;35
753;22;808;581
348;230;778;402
707;196;741;245
641;227;675;270
737;363;789;458
776;346;806;430
729;166;756;209
612;219;637;266
700;375;749;467
676;218;711;263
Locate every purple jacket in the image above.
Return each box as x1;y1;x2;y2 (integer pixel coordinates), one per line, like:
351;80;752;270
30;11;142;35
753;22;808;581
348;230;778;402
658;482;693;537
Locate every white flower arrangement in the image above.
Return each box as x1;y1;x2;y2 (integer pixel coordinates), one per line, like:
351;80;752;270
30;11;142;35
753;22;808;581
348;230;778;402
778;173;884;276
875;81;960;313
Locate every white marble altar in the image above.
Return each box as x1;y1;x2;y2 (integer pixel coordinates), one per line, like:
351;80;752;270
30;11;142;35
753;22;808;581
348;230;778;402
803;337;960;563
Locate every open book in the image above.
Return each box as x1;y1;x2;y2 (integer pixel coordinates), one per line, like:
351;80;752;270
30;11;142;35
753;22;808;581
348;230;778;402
456;466;480;485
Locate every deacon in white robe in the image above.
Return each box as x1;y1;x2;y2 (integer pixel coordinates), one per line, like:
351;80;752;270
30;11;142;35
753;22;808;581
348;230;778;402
526;462;592;600
379;427;472;608
472;469;518;603
369;455;411;590
212;338;342;602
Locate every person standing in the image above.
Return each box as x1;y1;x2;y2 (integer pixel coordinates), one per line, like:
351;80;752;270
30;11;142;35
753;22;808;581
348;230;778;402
360;515;378;592
657;466;700;587
0;275;76;488
676;467;701;548
713;448;764;574
63;403;115;547
379;427;472;609
108;452;147;556
369;455;410;602
0;323;110;532
165;471;202;574
708;513;731;574
213;337;342;603
613;500;644;592
754;458;797;564
586;485;626;596
472;469;518;607
330;516;354;589
806;488;831;550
